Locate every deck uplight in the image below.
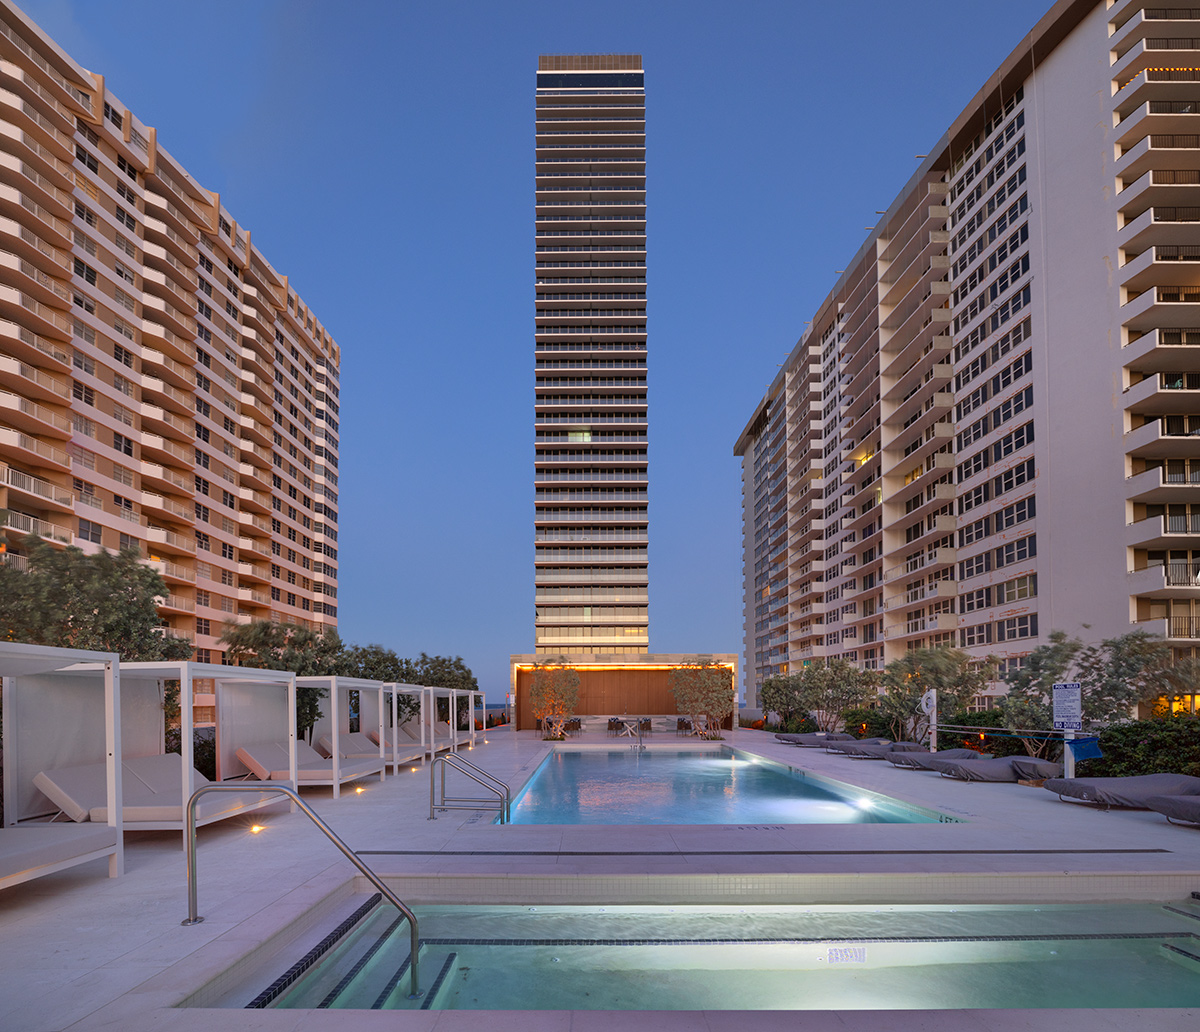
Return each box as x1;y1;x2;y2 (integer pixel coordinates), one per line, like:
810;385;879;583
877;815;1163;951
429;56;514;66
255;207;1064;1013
855;798;874;810
250;824;264;834
355;786;365;794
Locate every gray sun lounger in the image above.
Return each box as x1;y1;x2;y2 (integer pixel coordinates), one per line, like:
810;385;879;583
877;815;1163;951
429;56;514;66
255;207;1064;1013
840;741;926;760
1145;794;1200;826
922;755;1062;782
1042;773;1200;809
888;747;992;770
775;732;855;746
825;737;892;754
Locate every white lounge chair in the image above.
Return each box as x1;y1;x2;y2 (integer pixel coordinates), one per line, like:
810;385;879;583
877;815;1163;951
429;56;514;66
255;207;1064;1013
32;753;275;829
0;825;120;890
236;740;385;788
317;731;386;760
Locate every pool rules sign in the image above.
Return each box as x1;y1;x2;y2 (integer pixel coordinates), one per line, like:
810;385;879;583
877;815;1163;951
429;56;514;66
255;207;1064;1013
1052;682;1083;731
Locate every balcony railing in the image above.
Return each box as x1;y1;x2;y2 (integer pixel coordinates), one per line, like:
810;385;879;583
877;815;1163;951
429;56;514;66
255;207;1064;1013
3;509;70;543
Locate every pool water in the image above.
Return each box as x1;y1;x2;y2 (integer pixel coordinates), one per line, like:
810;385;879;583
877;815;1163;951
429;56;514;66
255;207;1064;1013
265;902;1200;1011
503;746;948;825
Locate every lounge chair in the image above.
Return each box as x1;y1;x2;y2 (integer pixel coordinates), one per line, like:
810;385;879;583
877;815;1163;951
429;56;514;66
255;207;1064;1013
0;825;120;890
888;747;990;771
1042;773;1200;809
317;731;386;760
1145;794;1200;826
922;754;1063;782
776;732;855;746
677;718;692;737
32;753;274;828
367;722;450;756
825;736;892;754
236;740;385;788
840;741;926;760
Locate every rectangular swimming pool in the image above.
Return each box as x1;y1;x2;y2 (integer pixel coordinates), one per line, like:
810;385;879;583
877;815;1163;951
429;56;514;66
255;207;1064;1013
503;745;951;825
259;901;1200;1011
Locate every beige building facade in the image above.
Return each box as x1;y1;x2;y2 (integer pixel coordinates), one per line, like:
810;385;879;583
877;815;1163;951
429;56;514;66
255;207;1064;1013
736;0;1200;709
534;54;649;656
0;1;340;664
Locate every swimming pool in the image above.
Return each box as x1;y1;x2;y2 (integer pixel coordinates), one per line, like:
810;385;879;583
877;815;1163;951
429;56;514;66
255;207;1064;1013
503;745;951;824
258;901;1200;1011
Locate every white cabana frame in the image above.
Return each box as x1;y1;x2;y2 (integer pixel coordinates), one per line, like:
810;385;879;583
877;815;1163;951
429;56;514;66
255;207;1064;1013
114;660;298;832
372;683;426;773
0;642;123;885
299;675;387;796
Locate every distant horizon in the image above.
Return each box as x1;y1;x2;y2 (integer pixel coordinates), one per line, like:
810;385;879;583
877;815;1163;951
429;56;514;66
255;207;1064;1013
12;0;1059;699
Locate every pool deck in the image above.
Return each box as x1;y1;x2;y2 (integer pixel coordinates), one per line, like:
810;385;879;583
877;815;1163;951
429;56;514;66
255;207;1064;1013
3;726;1200;1030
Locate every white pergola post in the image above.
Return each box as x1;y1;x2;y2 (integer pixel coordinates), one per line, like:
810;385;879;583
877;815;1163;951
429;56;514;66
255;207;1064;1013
104;658;124;877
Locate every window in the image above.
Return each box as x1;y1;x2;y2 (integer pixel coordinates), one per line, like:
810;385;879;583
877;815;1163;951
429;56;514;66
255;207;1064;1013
119;532;138;552
220;542;235;560
72;380;94;406
997;574;1037;603
195;618;211;637
219;568;235;587
195;423;210;443
115;207;137;231
222;489;235;508
78;518;102;544
75;201;97;226
73;321;96;347
960;552;991;580
73;292;95;315
195;449;210;469
114;260;135;284
113;343;135;368
72;413;96;437
993;421;1034;462
195;531;211;551
73;258;97;285
996;495;1035;529
113;374;133;397
959;516;990;547
961;587;991;613
113;317;135;341
113;494;134;514
996;614;1038;641
960;622;993;647
195;503;210;523
996;533;1036;568
993;458;1034;498
198;300;213;319
104;101;123;129
195;398;211;418
112;432;134;456
111;463;134;486
196;590;211;608
270;586;281;601
75;145;98;173
116;154;138;183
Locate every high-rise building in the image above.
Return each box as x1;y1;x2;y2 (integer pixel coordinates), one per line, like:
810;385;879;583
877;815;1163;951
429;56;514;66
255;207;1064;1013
534;55;648;655
735;0;1200;714
0;0;340;666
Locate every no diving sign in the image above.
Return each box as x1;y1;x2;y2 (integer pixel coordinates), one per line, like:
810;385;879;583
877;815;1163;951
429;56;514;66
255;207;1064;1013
1052;682;1082;731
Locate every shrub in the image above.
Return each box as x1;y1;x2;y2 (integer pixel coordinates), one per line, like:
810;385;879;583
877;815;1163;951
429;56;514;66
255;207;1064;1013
1076;716;1200;777
782;713;818;735
840;707;891;740
165;727;217;781
936;708;1033;758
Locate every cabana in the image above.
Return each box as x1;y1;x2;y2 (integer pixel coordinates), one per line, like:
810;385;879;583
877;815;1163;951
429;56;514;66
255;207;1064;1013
300;675;387;796
24;661;291;846
369;683;427;773
1;642;123;886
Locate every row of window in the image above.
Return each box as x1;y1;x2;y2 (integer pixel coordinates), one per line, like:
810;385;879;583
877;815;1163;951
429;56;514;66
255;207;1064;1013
958;495;1036;548
959;532;1038;580
961;612;1038;647
957;421;1035;483
956;384;1034;450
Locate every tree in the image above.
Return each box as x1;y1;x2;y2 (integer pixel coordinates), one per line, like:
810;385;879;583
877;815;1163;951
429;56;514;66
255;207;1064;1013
220;620;346;741
668;662;735;739
760;672;804;729
1000;630;1168;755
405;653;479;728
787;659;876;732
341;643;420;724
529;656;580;739
881;647;995;742
0;537;191;660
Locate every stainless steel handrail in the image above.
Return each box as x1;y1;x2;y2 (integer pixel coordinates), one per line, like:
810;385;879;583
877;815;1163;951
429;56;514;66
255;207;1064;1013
428;755;509;823
442;754;511;821
181;783;421;999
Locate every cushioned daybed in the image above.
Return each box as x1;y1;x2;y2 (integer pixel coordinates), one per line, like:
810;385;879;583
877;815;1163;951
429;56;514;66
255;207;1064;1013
0;825;121;890
236;740;385;787
1042;773;1200;809
1145;794;1200;826
32;753;274;829
922;754;1063;782
888;747;990;771
841;741;926;760
317;731;386;761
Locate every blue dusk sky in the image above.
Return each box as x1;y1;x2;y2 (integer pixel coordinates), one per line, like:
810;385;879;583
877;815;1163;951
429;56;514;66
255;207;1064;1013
15;0;1056;698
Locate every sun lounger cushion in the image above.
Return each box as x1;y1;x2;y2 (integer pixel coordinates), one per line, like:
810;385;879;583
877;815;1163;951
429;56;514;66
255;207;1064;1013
777;731;855;746
1009;757;1064;781
841;741;926;759
923;755;1063;782
1146;794;1200;825
236;741;383;783
0;825;118;885
32;754;271;824
317;731;384;760
826;737;891;754
1042;773;1200;809
890;748;991;771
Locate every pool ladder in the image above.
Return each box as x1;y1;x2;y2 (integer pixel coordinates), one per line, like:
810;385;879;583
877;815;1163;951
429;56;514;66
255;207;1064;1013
180;783;422;999
428;754;511;823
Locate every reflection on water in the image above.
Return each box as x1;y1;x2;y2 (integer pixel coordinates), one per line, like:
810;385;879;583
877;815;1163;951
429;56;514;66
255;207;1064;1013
507;749;940;825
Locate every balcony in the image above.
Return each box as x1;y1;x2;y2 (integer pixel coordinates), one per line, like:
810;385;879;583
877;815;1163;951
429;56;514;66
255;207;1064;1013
1124;415;1200;458
883;547;957;583
3;508;69;543
0;283;70;341
1129;561;1200;596
1124;327;1200;373
148;558;195;583
1126;512;1200;548
237;561;270;584
140;433;192;465
0;461;71;509
146;525;196;556
160;594;195;614
0;423;66;467
1124;370;1200;415
0;317;68;368
884;611;958;639
1137;615;1200;640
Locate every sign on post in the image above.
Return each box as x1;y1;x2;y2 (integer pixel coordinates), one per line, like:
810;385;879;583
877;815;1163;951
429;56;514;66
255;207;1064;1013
1052;682;1082;731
